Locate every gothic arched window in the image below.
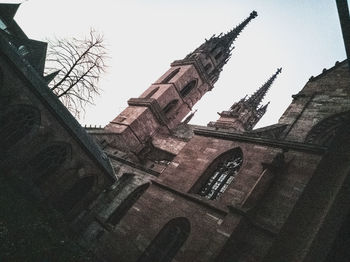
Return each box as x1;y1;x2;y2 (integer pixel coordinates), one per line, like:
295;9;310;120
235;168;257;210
305;110;350;146
145;86;159;98
198;148;243;200
204;63;212;71
162;99;178;115
53;176;95;214
107;183;150;226
180;80;197;97
0;104;40;150
137;217;191;262
161;68;180;84
29;142;70;183
214;51;223;60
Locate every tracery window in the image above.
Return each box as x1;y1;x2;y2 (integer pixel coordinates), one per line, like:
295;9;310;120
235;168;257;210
29;142;70;182
161;68;180;84
137;217;190;262
53;176;94;214
0;104;40;150
180;80;197;97
107;183;149;226
198;148;243;200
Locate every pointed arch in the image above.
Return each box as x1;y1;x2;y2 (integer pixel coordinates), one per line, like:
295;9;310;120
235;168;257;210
305;111;350;146
0;104;41;150
145;86;159;98
161;68;180;84
215;51;223;60
107;183;150;226
180;79;197;97
204;63;212;71
53;175;95;214
195;147;243;200
29;142;71;183
162;99;178;115
137;217;191;262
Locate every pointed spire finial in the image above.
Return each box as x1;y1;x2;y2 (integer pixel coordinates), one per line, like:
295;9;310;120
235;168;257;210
245;67;282;109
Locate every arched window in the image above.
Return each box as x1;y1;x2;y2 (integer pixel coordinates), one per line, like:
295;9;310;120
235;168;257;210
214;51;223;60
29;142;70;183
198;148;243;200
161;68;180;84
107;183;150;226
145;86;159;98
0;104;40;150
53;176;94;214
180;80;197;97
162;99;178;115
204;63;212;71
137;217;191;262
305;111;350;146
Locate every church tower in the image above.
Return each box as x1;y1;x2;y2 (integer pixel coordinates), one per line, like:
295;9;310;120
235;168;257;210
208;67;282;131
105;11;258;154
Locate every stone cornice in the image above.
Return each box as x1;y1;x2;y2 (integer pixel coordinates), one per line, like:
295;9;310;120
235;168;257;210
193;126;327;154
127;97;169;126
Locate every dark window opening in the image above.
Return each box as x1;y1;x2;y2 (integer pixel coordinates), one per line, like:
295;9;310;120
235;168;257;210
215;51;223;60
161;68;180;84
204;63;212;71
145;86;159;98
53;176;94;214
198;148;243;200
137;217;191;262
0;104;40;150
107;183;150;226
29;143;70;183
180;80;197;97
162;99;178;115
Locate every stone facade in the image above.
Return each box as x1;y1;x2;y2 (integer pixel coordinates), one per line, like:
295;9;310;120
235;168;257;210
1;4;350;262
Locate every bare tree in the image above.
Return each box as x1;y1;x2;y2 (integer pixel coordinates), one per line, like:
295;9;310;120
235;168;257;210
45;29;107;118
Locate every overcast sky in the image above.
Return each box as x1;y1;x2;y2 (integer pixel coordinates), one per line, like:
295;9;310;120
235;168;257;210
8;0;348;128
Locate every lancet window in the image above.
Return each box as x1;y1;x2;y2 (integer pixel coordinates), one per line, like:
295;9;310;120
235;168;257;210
180;80;197;97
198;148;243;200
107;183;149;226
137;217;190;262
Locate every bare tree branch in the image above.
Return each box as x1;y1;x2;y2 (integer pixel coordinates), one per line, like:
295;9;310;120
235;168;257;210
45;29;108;119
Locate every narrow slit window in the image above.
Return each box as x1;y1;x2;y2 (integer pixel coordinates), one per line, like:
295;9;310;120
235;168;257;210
161;68;180;84
180;80;197;97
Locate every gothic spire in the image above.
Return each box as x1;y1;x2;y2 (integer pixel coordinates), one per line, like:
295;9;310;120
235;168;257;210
172;11;257;87
214;11;258;64
245;68;282;109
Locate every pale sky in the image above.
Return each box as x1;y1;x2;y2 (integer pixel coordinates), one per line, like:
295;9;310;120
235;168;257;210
6;0;348;128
